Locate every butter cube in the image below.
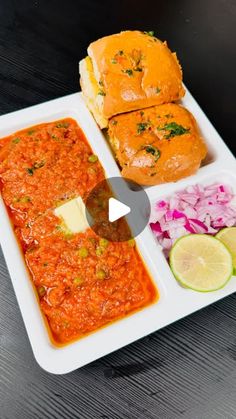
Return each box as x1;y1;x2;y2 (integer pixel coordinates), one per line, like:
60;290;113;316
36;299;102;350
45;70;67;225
54;197;89;234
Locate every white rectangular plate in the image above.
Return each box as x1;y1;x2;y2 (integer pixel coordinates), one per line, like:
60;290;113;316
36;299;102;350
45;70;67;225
0;90;236;374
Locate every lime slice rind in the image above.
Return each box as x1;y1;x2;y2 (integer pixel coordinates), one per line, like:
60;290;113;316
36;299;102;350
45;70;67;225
216;227;236;271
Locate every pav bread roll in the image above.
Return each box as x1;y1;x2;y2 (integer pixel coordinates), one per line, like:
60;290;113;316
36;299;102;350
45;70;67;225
108;103;207;186
79;31;185;128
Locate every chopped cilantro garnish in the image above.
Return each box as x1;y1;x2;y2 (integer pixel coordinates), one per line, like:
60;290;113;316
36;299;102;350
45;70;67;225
156;87;161;93
12;138;20;144
137;122;150;134
26;161;45;175
26;168;34;175
112;51;124;64
144;145;161;161
56;122;69;128
99;80;104;86
28;130;35;135
144;31;155;36
157;122;190;139
122;69;133;76
98;90;106;96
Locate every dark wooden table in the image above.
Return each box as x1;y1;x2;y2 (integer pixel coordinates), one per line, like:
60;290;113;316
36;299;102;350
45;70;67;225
1;1;236;418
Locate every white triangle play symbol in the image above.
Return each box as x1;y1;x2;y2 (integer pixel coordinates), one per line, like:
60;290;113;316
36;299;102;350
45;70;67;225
108;197;131;223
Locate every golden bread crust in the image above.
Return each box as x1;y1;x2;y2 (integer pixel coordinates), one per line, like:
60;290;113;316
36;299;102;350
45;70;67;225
85;31;185;120
108;103;207;185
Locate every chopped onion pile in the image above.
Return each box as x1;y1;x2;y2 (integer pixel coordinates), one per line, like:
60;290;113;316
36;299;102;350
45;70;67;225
150;183;236;255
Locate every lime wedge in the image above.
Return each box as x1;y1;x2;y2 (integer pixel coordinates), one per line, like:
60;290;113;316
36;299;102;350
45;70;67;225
216;227;236;272
169;234;233;292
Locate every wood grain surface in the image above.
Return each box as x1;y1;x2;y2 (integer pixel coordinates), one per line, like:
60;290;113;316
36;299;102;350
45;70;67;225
1;1;236;418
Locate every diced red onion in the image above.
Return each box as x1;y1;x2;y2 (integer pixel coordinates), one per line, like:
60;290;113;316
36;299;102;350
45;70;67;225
150;222;162;234
150;182;236;255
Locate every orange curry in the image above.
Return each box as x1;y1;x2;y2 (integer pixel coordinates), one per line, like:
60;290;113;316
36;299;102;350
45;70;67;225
0;118;158;344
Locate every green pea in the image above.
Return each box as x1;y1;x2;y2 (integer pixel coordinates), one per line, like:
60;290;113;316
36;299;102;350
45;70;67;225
73;277;83;285
64;232;73;240
99;238;109;248
88;154;98;163
78;247;89;258
37;286;46;298
87;167;97;175
20;196;31;203
128;238;135;247
96;269;106;280
96;247;104;257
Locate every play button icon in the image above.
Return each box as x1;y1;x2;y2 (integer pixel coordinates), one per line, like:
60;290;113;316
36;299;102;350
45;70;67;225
85;176;151;242
108;198;131;222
